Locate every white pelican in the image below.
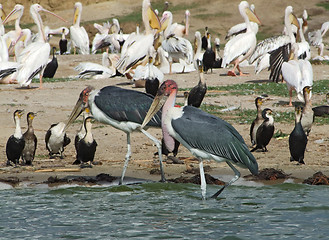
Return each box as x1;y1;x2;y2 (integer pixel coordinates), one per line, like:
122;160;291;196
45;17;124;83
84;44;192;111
15;4;66;88
75;52;118;79
308;21;329;60
133;46;164;91
296;19;311;60
70;2;89;54
142;80;258;199
157;46;195;74
91;21;111;54
163;9;190;37
249;6;299;81
3;4;32;57
91;26;127;54
221;1;261;76
160;11;194;74
225;3;259;40
116;0;161;75
281;45;313;106
193;31;203;68
0;4;8;62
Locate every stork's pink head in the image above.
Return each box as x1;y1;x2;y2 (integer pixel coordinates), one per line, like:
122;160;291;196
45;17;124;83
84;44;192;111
157;80;178;97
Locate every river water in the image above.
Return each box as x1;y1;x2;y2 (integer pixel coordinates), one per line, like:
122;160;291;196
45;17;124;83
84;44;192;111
0;179;328;239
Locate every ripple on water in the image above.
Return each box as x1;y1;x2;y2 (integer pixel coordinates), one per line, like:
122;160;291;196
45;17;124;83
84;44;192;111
0;182;328;239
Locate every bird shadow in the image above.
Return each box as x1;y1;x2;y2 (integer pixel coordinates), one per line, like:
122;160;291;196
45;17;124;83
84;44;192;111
15;86;39;90
116;82;133;86
276;101;303;107
246;79;271;84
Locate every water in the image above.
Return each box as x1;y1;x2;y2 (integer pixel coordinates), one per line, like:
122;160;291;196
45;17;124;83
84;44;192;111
0;180;328;240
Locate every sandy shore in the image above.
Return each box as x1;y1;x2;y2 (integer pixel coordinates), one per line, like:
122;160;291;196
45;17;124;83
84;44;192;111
0;52;328;187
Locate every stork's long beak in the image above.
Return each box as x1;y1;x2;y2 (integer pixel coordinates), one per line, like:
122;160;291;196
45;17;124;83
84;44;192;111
64;97;84;131
246;7;261;25
141;94;167;129
3;7;19;24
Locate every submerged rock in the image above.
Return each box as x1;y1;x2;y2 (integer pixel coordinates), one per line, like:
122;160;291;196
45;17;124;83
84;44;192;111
246;168;291;181
0;177;20;187
303;172;329;185
45;173;117;185
168;174;225;185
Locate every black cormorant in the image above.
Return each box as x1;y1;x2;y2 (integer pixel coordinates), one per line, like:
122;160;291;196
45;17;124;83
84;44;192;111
45;122;71;159
251;108;275;152
6;110;25;166
289;106;307;164
22;112;37;165
76;116;97;167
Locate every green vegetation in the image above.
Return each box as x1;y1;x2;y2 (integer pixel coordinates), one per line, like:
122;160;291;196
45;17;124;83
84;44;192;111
195;12;231;20
317;2;329;10
180;80;329;98
32;77;78;83
199;104;329;125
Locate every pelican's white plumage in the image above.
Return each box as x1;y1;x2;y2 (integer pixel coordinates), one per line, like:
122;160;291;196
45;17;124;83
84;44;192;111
15;4;66;88
160;11;194;65
225;4;258;40
157;46;195;74
70;2;89;54
116;0;160;74
193;31;203;68
3;4;32;57
221;1;261;76
308;21;329;59
75;52;118;79
0;4;8;62
282;46;313;106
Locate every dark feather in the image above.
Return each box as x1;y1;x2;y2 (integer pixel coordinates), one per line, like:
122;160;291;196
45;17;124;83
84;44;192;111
94;86;162;127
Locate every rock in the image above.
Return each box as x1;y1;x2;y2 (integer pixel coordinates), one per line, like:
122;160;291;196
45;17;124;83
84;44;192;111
303;172;329;185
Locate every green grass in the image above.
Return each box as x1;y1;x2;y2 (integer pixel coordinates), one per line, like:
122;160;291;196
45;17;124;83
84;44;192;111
32;77;78;83
195;12;231;20
199;104;329;125
317;2;329;10
180;79;329;98
85;1;200;26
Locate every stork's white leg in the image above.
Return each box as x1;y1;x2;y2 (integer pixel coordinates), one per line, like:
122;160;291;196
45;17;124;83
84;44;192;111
119;132;131;185
211;161;241;198
199;159;206;200
141;128;166;182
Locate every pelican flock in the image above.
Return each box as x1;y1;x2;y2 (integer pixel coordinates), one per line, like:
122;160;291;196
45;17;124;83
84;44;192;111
1;0;328;200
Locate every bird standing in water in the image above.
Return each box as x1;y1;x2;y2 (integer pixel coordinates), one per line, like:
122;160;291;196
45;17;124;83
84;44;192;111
142;80;258;199
22;112;37;165
6;110;25;166
289;106;307;164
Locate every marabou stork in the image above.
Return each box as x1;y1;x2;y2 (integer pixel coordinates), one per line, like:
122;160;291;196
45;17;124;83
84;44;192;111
65;85;165;185
142;80;258;199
